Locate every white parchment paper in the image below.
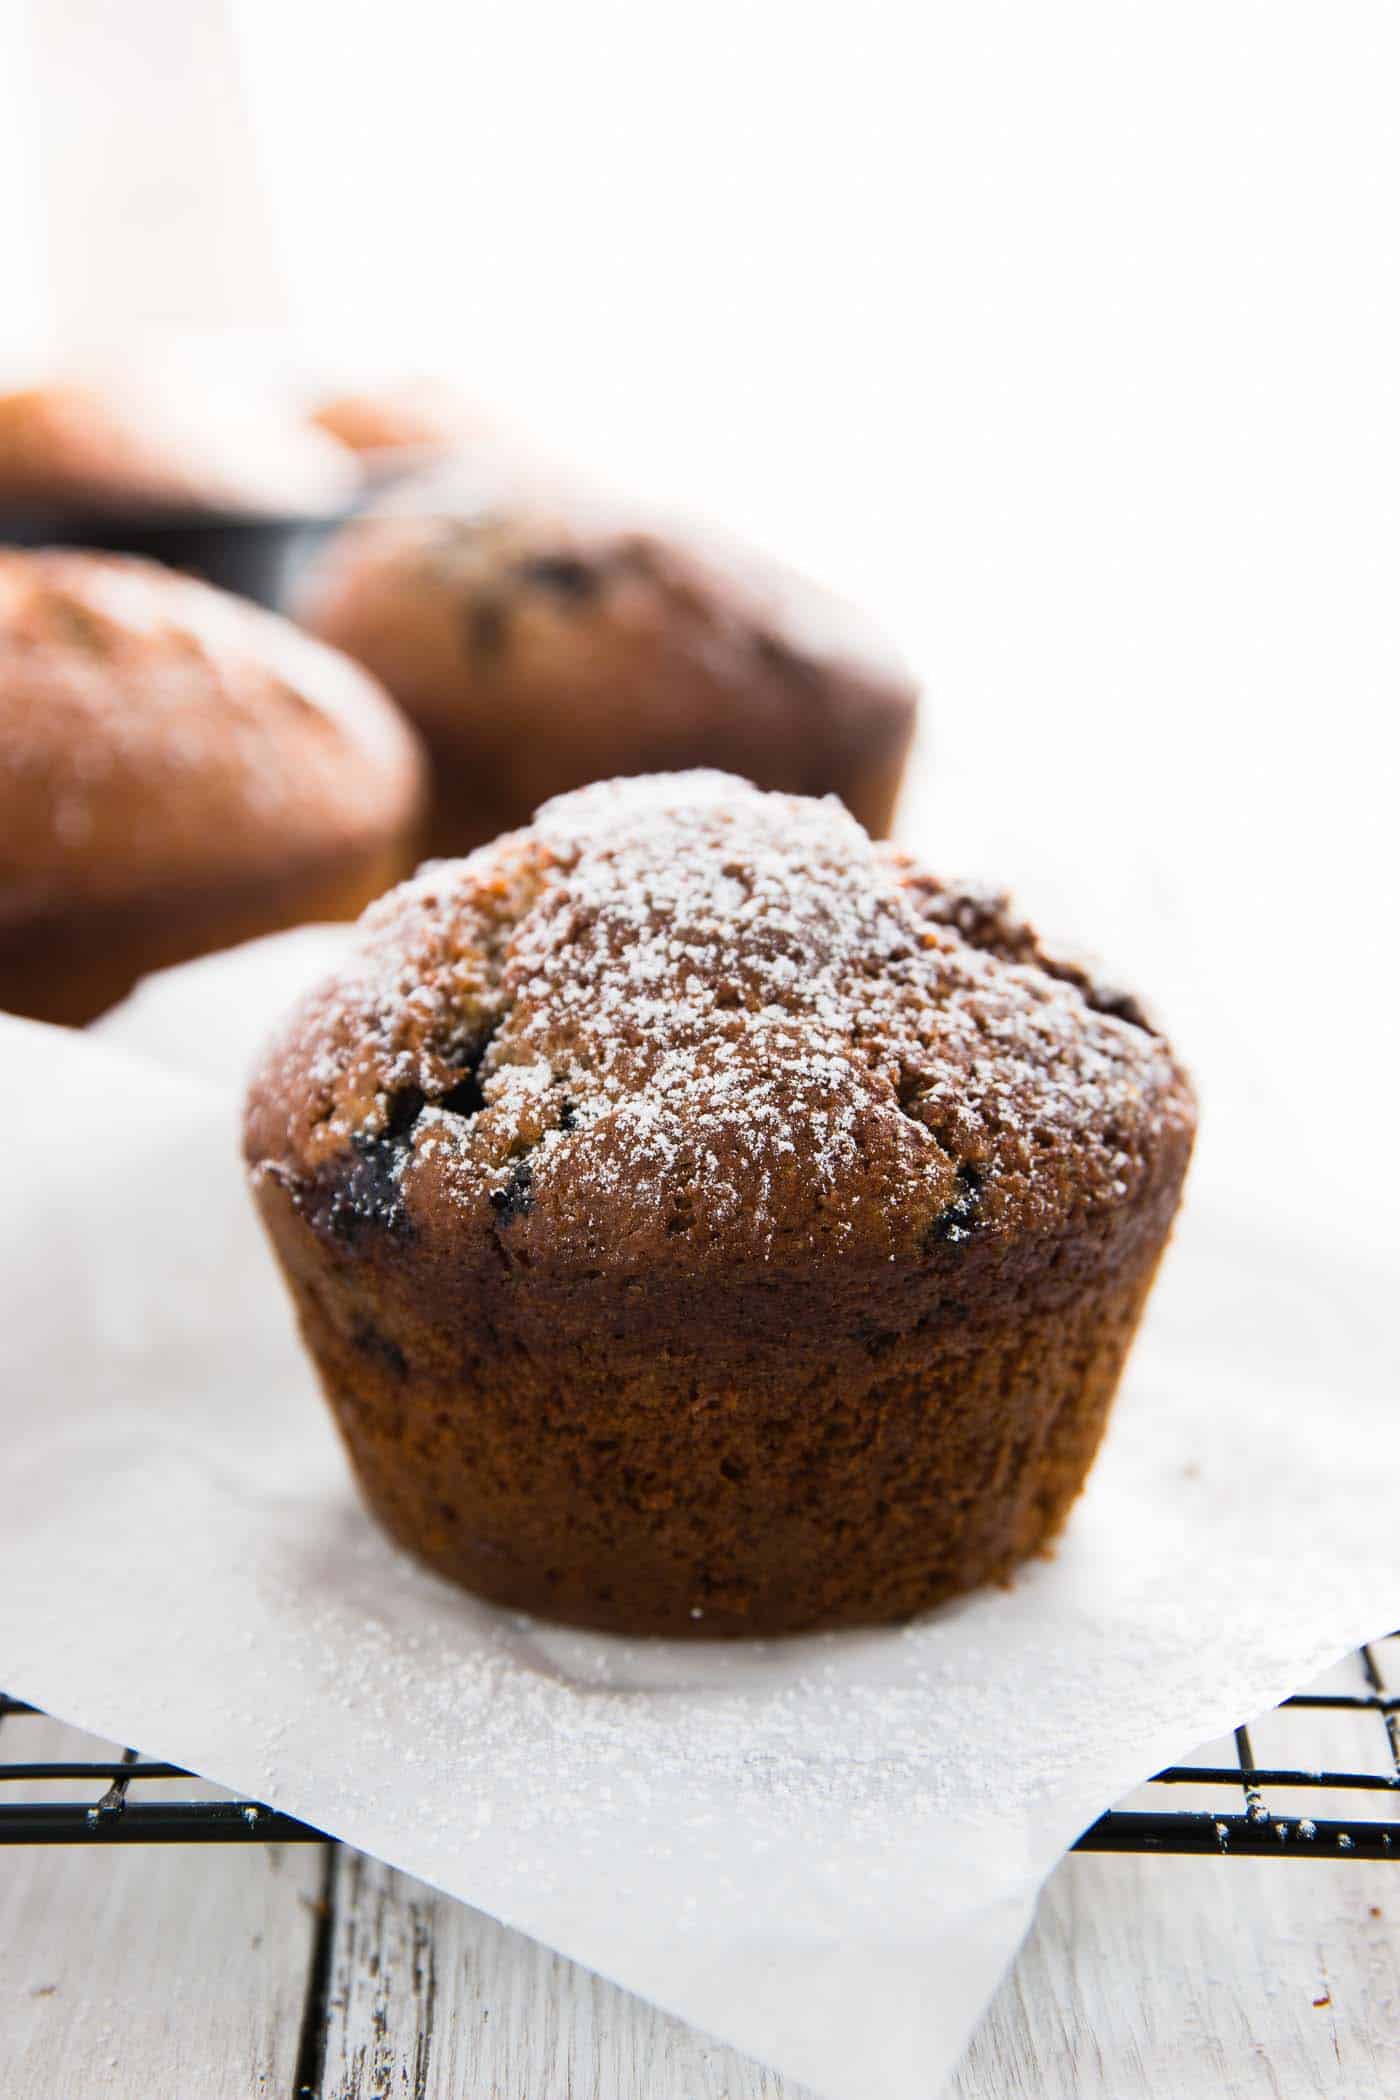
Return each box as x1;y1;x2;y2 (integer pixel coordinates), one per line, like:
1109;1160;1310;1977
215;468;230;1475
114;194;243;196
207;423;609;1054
1;932;1396;2100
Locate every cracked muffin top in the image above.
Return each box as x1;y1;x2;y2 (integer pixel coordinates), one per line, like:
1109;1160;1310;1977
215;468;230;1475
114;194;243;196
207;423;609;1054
295;483;920;852
0;549;424;909
301;501;918;725
246;773;1195;1277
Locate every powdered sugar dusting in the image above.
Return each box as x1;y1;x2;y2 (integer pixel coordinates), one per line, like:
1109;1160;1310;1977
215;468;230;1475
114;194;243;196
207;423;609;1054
261;771;1193;1261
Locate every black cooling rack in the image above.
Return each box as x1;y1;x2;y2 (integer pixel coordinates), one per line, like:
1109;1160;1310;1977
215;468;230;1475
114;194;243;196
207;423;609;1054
1077;1633;1400;1859
3;1636;1397;1857
0;1697;321;1845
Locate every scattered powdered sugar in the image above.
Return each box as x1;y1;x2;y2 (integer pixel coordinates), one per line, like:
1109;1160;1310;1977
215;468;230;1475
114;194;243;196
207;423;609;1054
272;772;1191;1256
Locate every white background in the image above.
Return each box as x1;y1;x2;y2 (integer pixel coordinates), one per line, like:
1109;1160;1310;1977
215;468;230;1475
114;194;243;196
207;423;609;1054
1;0;1397;1230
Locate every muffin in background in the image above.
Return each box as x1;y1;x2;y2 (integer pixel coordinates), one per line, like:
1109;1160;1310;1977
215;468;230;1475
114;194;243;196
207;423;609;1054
245;770;1195;1638
307;378;484;465
0;376;360;519
297;485;919;854
0;549;424;1025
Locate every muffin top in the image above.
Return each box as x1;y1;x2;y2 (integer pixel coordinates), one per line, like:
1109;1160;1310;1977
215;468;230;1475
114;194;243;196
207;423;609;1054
246;772;1195;1275
298;492;918;737
0;378;359;517
0;550;424;910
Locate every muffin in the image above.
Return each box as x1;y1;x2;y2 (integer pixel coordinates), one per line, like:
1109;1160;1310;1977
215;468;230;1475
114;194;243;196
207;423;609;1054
0;550;425;1026
244;771;1195;1638
307;379;482;463
297;497;918;854
0;377;359;518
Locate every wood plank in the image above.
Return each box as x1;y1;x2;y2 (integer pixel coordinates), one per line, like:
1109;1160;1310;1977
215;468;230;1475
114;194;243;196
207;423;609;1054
953;1639;1400;2098
0;1707;324;2100
315;1848;805;2100
314;1837;1400;2100
951;1850;1399;2100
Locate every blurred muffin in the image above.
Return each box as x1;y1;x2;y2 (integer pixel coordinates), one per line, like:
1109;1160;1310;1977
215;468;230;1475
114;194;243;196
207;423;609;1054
298;493;919;854
0;377;360;518
245;771;1195;1636
0;549;424;1025
308;378;482;463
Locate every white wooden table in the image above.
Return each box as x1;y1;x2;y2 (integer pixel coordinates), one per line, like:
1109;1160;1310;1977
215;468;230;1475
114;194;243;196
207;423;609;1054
6;1688;1398;2099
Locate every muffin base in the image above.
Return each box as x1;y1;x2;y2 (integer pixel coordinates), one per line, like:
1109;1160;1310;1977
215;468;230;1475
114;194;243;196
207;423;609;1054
0;841;411;1027
255;1175;1182;1638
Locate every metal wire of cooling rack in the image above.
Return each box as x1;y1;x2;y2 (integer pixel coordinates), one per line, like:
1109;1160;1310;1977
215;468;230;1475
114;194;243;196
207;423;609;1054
1077;1633;1400;1859
0;1698;322;1845
2;1636;1397;1856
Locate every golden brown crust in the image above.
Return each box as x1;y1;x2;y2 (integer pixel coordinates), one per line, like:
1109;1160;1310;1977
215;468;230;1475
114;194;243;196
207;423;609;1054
297;503;919;850
0;549;426;1023
245;772;1195;1636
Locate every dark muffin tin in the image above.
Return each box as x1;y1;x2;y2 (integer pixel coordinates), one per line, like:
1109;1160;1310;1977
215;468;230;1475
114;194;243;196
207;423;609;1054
0;505;351;610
